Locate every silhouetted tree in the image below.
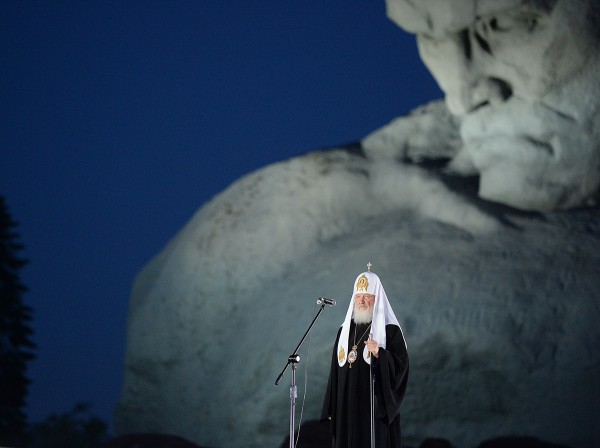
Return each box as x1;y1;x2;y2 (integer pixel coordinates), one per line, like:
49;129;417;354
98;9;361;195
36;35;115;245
0;196;36;446
26;402;108;448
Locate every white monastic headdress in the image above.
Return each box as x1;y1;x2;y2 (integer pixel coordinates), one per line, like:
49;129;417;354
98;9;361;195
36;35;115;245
337;264;402;367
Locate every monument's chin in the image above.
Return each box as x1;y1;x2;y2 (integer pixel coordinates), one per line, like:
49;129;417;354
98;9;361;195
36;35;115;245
460;133;598;211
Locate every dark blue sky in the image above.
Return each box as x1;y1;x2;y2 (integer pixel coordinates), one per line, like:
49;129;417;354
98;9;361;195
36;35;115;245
0;0;442;433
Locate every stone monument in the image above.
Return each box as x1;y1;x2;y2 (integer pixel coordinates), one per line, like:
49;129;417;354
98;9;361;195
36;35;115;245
115;1;600;446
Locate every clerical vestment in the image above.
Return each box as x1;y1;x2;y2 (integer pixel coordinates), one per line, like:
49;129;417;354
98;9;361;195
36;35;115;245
321;322;409;448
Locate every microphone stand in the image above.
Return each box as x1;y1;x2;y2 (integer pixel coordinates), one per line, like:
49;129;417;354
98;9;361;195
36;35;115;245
275;303;328;448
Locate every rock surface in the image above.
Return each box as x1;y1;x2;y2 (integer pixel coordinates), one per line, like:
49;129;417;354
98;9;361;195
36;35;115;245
115;101;600;447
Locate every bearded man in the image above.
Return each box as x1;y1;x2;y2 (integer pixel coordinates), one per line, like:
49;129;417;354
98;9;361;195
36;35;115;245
322;267;409;448
385;0;600;211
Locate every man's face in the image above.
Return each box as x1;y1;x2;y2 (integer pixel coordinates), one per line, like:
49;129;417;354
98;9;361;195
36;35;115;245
386;0;600;211
354;293;375;313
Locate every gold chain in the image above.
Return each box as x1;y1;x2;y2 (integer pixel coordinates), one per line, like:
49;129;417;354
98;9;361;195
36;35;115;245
353;323;371;347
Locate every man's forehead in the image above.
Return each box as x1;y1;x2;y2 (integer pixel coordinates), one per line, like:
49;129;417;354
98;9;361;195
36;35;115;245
385;0;530;36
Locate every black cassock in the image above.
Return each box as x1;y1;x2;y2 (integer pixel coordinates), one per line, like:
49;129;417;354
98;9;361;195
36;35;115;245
321;322;409;448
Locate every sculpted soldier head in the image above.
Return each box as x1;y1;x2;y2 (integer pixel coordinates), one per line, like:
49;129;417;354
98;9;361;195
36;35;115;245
385;0;600;211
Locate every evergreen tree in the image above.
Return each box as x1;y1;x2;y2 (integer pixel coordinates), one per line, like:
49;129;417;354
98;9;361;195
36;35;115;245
27;403;108;448
0;196;36;446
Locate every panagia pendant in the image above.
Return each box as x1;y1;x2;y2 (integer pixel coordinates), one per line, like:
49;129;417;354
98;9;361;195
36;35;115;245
347;345;358;368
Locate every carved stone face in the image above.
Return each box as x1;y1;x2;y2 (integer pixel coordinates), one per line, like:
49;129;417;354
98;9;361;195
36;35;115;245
386;0;600;210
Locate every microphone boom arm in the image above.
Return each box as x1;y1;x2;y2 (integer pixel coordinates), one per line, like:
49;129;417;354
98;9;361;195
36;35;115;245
275;299;331;448
275;301;327;385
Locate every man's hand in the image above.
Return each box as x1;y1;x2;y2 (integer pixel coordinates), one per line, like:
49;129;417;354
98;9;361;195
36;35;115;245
365;339;379;358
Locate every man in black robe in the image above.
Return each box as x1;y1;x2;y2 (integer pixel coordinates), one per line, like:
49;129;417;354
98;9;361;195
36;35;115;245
322;268;409;448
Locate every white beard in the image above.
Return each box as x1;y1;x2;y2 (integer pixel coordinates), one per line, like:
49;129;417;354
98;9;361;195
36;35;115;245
353;308;373;325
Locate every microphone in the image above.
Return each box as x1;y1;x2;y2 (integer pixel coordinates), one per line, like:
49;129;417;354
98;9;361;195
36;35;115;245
317;297;336;307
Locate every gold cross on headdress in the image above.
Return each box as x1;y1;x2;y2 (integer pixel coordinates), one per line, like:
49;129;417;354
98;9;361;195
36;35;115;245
367;262;372;272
